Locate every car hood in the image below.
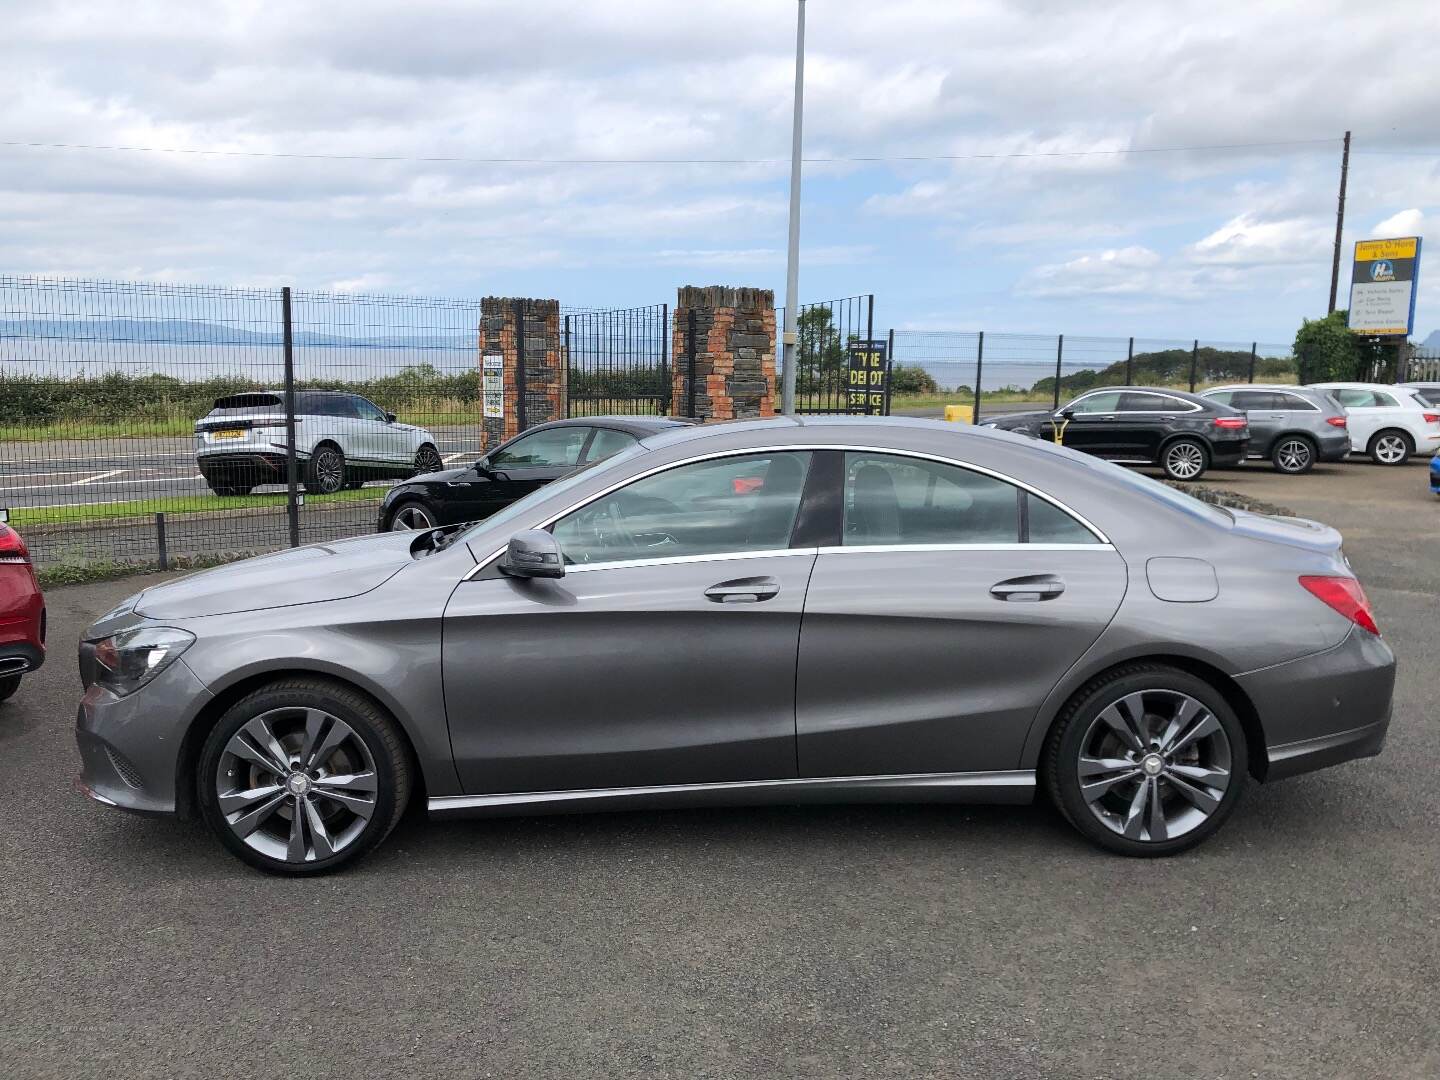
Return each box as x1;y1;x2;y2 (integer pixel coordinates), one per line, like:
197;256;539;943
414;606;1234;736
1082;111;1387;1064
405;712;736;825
984;410;1050;430
1226;509;1343;555
134;531;421;619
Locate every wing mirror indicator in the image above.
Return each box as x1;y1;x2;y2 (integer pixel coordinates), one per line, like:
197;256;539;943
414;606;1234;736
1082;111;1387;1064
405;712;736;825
499;530;566;579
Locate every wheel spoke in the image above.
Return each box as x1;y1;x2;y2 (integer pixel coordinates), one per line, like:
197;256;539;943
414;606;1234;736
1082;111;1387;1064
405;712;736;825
228;790;289;838
1098;693;1148;752
1145;778;1168;841
1167;772;1221;815
218;783;284;815
1080;762;1141;803
242;715;294;772
1158;696;1203;752
1121;780;1150;840
313;785;376;819
297;708;329;766
315;770;377;793
287;795;309;861
1166;712;1220;756
303;715;354;770
303;799;337;859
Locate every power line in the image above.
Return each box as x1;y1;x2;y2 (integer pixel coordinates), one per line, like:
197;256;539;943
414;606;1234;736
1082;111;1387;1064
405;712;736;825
0;136;1343;167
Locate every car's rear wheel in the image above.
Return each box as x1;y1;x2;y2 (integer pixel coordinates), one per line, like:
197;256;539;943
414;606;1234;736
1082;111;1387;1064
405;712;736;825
413;444;443;474
1368;429;1412;466
1161;438;1208;481
0;674;19;703
387;500;437;531
304;444;346;494
1271;435;1316;474
1045;664;1248;857
198;678;412;876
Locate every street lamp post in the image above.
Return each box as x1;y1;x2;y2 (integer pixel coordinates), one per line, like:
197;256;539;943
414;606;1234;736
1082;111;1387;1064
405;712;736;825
780;0;806;415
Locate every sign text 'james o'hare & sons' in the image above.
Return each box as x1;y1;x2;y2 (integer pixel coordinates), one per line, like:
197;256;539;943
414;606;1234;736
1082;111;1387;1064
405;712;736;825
1348;236;1422;336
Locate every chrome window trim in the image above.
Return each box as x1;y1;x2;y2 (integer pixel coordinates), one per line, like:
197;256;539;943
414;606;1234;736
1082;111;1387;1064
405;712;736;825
1115;391;1202;414
565;548;815;574
816;542;1114;555
428;769;1036;814
462;443;1112;581
1271;391;1320;412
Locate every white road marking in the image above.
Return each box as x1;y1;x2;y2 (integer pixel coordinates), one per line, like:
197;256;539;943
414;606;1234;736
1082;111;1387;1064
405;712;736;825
71;469;127;486
442;452;479;463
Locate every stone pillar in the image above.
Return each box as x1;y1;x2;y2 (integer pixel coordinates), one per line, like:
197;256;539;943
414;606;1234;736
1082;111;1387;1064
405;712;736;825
671;286;777;421
479;297;563;449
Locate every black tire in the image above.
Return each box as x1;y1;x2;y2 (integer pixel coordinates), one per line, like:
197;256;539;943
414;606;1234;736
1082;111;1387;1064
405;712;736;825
1160;437;1209;482
197;677;412;876
413;443;443;474
208;481;254;497
304;443;346;494
1044;663;1249;857
0;674;19;703
1367;429;1412;466
1270;434;1316;475
386;499;438;532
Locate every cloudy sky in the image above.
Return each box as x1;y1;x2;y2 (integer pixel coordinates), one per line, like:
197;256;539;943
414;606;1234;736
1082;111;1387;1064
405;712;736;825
2;0;1438;342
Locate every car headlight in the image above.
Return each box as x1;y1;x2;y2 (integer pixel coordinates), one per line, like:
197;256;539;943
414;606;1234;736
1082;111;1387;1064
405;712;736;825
92;626;196;697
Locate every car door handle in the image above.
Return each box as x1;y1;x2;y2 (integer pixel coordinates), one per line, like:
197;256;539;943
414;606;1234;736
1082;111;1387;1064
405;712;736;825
1160;415;1176;421
990;576;1065;602
705;577;780;603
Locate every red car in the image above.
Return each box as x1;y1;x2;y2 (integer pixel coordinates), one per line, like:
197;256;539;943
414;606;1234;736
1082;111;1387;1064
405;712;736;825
0;522;45;703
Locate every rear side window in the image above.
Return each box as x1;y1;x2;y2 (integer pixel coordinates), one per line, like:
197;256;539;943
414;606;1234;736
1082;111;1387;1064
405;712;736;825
843;453;1019;546
1204;391;1233;406
1027;494;1100;544
583;428;639;463
1272;392;1318;412
1333;388;1381;408
1411;387;1440;406
1229;390;1277;411
1373;391;1400;408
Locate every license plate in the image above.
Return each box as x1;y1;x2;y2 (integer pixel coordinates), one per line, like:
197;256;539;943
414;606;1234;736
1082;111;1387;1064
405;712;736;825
213;429;246;440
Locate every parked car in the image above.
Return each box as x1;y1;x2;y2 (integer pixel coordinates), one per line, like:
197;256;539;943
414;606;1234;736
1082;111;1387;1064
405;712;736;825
1431;451;1440;497
76;416;1394;874
1401;382;1440;407
980;386;1248;481
378;416;692;531
1199;385;1350;474
0;522;45;704
1308;382;1440;465
194;390;441;496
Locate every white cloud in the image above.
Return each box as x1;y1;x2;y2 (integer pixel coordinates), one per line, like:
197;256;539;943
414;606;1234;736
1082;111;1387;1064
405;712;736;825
1371;208;1424;238
1188;214;1331;266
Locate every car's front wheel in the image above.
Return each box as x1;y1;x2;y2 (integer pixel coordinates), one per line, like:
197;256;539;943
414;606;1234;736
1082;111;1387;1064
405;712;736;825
1368;429;1412;466
387;499;437;531
304;444;346;494
1160;437;1208;481
1045;664;1248;857
197;678;412;875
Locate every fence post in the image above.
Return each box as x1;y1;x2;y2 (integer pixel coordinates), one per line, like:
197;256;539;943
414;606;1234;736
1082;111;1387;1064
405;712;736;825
1189;339;1199;393
562;315;572;419
513;298;528;432
1052;334;1064;411
660;303;669;415
884;327;895;416
1248;342;1257;384
686;307;698;419
1125;337;1134;386
155;512;168;571
973;331;984;422
281;286;300;549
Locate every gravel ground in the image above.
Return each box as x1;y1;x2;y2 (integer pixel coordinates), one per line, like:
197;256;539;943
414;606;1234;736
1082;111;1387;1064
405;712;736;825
1;459;1436;1079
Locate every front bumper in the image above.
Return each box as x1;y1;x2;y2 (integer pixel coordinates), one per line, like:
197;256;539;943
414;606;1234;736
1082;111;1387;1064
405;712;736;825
1236;626;1395;782
74;655;214;815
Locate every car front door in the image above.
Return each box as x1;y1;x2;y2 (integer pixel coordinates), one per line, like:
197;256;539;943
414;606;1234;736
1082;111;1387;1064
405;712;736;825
353;395;409;465
482;425;593;507
442;450;816;794
1055;390;1125;455
795;450;1127;777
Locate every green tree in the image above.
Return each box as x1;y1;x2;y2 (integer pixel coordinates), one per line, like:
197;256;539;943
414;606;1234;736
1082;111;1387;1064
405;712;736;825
796;306;848;394
1293;310;1383;383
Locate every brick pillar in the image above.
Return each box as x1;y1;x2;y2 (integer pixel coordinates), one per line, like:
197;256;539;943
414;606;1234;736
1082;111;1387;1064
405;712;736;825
671;286;777;421
479;297;563;449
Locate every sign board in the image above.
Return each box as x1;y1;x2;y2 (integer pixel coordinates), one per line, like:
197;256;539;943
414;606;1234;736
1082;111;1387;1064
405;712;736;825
482;353;504;419
1348;236;1422;336
845;340;890;415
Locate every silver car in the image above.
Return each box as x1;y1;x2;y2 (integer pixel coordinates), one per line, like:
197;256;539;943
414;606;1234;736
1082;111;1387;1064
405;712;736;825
1200;385;1351;473
76;417;1395;874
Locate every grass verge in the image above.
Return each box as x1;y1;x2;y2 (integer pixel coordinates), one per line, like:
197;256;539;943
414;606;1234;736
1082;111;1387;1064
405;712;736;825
13;486;383;528
35;551;259;590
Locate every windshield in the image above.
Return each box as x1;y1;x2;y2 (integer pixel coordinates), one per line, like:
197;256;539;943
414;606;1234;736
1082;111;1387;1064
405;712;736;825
456;441;648;545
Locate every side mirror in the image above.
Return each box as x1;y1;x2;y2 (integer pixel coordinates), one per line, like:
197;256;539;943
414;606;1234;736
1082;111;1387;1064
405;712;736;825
385;412;397;423
499;530;565;579
1056;408;1075;420
473;458;496;479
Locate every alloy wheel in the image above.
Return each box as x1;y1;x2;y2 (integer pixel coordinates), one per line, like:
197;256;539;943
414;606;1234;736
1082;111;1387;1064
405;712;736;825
414;445;443;473
214;708;378;865
314;449;344;493
1165;442;1205;480
390;503;435;531
1075;689;1233;844
1374;433;1408;464
1274;438;1313;473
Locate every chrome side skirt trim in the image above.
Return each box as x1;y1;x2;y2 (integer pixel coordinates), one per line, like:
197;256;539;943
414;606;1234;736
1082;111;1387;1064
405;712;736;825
428;770;1036;816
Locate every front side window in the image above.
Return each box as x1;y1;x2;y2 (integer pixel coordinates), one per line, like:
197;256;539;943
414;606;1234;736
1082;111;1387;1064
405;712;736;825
583;428;639;463
552;452;811;565
1068;391;1122;415
843;453;1020;545
353;397;388;422
490;427;591;469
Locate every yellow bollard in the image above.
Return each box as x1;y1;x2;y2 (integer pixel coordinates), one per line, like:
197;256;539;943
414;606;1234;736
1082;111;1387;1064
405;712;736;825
943;404;974;424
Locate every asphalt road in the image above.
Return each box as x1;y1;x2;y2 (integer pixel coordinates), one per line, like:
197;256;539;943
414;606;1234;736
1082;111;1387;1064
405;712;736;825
1;464;1438;1078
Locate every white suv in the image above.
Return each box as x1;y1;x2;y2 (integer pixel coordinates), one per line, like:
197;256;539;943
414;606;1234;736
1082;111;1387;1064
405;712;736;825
194;390;441;496
1309;381;1440;465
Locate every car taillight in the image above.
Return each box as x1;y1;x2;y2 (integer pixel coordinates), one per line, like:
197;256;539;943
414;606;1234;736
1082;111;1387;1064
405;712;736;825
1325;416;1347;428
1423;412;1440;425
1299;575;1378;635
1213;417;1248;429
0;523;29;565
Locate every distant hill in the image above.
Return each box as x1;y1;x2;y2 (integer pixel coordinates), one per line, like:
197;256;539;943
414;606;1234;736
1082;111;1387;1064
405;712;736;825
1422;329;1440;351
0;317;471;349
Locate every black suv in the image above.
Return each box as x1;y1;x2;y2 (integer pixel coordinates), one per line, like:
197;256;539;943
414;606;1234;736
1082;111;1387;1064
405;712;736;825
377;416;693;531
980;387;1249;481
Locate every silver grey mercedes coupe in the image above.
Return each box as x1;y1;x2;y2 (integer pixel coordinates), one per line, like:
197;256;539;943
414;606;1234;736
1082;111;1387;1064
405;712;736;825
75;416;1395;874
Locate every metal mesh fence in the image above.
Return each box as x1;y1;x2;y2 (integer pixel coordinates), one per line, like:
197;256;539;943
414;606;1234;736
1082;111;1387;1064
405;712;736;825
563;303;669;417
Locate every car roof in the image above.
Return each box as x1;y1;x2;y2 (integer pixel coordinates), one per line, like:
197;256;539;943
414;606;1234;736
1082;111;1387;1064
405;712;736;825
1074;386;1214;404
1309;381;1405;390
514;415;695;437
1203;384;1319;393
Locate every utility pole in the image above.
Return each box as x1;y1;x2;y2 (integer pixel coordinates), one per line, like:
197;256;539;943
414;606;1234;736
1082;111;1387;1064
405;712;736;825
780;0;806;414
1327;130;1351;314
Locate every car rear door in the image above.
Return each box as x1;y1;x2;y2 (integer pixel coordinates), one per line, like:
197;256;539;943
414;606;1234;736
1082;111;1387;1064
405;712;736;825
795;450;1127;778
442;450;816;793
